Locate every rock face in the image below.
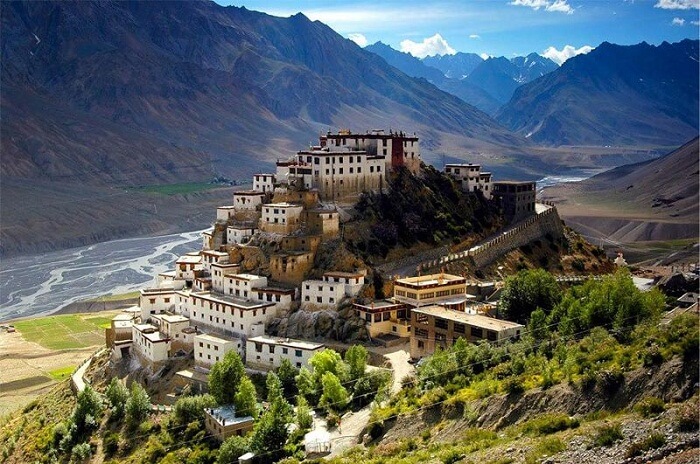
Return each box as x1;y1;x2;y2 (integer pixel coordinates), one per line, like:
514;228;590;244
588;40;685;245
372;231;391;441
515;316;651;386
268;307;368;342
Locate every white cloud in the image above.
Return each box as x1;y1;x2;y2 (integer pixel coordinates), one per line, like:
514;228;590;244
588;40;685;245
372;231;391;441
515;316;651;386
542;44;594;65
399;33;456;58
654;0;699;9
469;34;481;39
692;20;700;24
672;17;686;25
347;33;368;47
509;0;574;14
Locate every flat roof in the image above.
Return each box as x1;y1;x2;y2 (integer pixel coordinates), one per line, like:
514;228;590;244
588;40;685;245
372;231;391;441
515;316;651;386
113;320;133;329
445;163;480;167
252;286;295;295
113;313;135;321
190;291;275;310
234;190;266;195
324;271;365;278
395;273;465;287
133;324;170;343
211;262;240;268
226;273;265;281
195;333;240;344
140;288;176;296
159;270;177;277
354;299;411;311
263;202;303;208
492;180;536;185
202;250;228;256
205;406;254;427
413;306;524;331
248;335;324;351
156;314;189;324
297;149;367;156
217;205;235;210
177;255;202;264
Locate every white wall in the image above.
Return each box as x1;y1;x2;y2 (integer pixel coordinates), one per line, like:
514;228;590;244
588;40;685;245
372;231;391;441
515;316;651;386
194;334;242;369
301;280;346;310
245;338;322;370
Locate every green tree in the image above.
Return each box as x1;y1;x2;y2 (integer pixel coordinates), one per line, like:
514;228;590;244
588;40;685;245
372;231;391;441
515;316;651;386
105;378;129;419
125;382;151;428
319;372;349;412
249;398;290;462
266;371;284;404
217;435;249;464
344;345;368;382
172;394;217;427
418;346;458;388
296;366;318;404
499;269;562;323
276;359;299;397
73;385;102;436
528;307;550;344
234;376;258;419
309;349;347;382
295;396;313;431
209;351;245;405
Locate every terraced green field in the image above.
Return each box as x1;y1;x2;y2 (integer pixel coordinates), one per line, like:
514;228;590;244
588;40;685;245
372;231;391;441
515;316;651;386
13;314;107;350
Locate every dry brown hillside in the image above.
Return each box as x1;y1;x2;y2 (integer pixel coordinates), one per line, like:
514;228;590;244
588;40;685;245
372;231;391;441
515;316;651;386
542;138;699;244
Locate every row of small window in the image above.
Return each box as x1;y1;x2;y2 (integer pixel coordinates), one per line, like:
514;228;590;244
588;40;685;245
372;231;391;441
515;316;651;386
198;352;221;362
417;322;501;341
304;285;335;291
304;296;335;304
148;297;171;304
254;343;303;357
198;342;220;350
363;309;407;322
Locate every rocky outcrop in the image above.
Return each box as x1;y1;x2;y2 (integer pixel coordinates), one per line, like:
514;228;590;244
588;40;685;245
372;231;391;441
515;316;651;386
267;306;368;342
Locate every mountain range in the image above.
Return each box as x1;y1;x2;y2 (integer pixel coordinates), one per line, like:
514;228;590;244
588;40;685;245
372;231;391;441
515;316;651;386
365;42;558;113
498;40;699;147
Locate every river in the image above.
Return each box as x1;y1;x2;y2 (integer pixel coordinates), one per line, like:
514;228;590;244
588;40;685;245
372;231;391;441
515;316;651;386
0;230;204;322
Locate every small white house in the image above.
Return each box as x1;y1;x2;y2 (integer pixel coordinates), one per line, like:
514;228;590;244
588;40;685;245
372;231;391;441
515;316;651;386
152;314;193;352
259;203;304;235
140;288;176;321
246;336;324;370
176;253;202;283
251;286;295;312
194;333;242;369
233;191;266;211
132;324;171;364
322;271;366;297
227;225;256;245
211;263;242;294
201;250;229;274
216;206;237;222
300;279;346;310
223;273;268;300
253;174;275;193
157;270;185;290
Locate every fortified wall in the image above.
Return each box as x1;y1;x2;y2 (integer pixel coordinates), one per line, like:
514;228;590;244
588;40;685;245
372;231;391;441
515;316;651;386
417;205;565;272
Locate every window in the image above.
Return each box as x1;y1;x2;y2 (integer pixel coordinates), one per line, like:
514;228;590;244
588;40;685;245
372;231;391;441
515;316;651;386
357;167;362;173
295;350;302;357
164;298;170;303
297;362;302;368
471;327;483;338
435;318;448;330
317;296;322;303
487;331;497;341
255;343;262;352
269;345;275;354
149;298;156;304
370;166;374;173
454;323;465;334
282;348;288;354
383;312;391;321
365;313;371;322
415;328;428;338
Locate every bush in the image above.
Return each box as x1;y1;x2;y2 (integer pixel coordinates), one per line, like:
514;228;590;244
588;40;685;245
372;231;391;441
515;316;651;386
367;420;384;441
634;397;665;418
125;382;151;428
625;432;666;458
217;435;249;464
674;397;699;432
593;423;623;447
520;413;579;436
442;449;464;464
70;442;92;462
326;412;340;429
504;377;525;395
144;435;167;462
103;431;120;456
172;394;217;427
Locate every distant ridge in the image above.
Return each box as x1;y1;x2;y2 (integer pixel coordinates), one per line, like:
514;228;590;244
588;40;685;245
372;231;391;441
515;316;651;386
498;40;699;147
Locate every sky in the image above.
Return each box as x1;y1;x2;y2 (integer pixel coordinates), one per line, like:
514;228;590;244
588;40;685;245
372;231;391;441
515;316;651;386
217;0;699;64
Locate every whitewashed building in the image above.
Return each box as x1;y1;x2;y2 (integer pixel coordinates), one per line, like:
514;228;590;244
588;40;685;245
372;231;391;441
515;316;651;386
322;271;366;297
259;203;304;235
233;191;266;211
216;206;237;222
253;174;275;193
227;225;256;245
222;273;268;300
152;313;193;352
140;288;176;321
194;333;243;369
132;324;171;364
444;164;493;199
176;253;203;284
246;336;324;370
201;250;229;274
186;292;275;338
211;262;241;294
300;279;346;310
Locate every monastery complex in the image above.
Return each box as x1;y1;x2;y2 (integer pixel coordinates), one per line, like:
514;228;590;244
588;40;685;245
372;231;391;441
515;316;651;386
105;129;533;390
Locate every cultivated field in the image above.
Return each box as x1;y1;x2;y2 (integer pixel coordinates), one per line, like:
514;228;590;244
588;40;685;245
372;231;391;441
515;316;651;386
0;311;119;417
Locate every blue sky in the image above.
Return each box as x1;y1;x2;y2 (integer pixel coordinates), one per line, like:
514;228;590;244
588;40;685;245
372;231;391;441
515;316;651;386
217;0;699;63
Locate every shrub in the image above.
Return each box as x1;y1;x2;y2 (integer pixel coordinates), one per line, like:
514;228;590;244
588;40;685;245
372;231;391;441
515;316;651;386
172;394;217;427
326;412;340;429
634;397;665;418
525;437;565;464
674;397;699;432
503;377;525;395
367;420;384;441
520;413;579;436
217;435;249;464
125;382;151;428
625;432;666;458
144;435;167;462
103;431;120;456
71;442;92;462
571;259;585;272
593;423;623;447
442;449;464;464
